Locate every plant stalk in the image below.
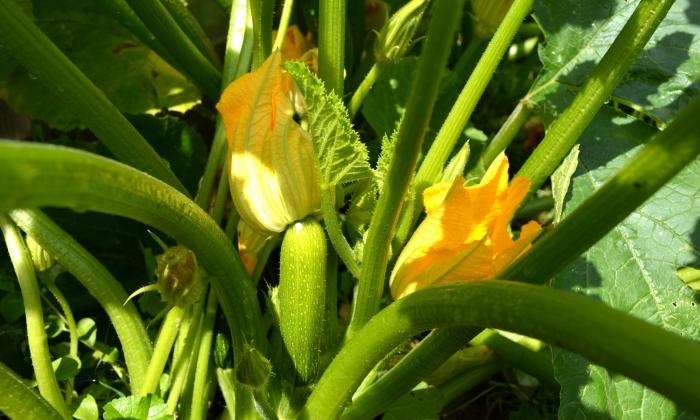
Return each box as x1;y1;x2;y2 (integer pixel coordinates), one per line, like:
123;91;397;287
303;281;700;419
346;0;467;338
0;215;71;419
318;0;346;95
503;94;700;283
9;209;153;392
516;0;676;195
396;0;534;246
0;142;268;363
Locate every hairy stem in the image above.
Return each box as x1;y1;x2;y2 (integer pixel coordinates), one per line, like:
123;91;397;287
517;0;676;195
0;142;268;361
0;215;71;419
347;0;467;338
504;94;700;283
396;0;533;246
303;281;700;419
0;362;64;420
10;209;153;392
318;0;346;95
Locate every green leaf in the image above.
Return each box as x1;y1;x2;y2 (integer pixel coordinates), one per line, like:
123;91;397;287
77;318;97;347
550;144;579;224
532;0;700;124
0;0;199;130
51;355;81;381
72;394;98;420
103;395;172;420
284;61;373;188
361;58;417;137
549;90;700;419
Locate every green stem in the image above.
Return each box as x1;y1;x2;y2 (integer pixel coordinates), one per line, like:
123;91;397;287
0;142;268;363
324;249;339;352
0;1;186;194
302;281;700;419
516;0;676;195
504;94;700;283
167;305;203;412
0;215;71;419
452;38;488;82
321;185;360;279
470;329;557;389
397;0;533;246
197;0;253;212
272;0;295;51
469;100;531;178
95;0;180;69
123;0;222;99
348;62;383;118
42;279;79;404
318;0;346;96
190;290;219;420
161;0;221;67
250;0;273;68
346;0;467;338
216;369;238;418
140;306;185;396
0;362;64;420
341;327;480;420
513;195;553;219
211;157;231;224
9;209;152;392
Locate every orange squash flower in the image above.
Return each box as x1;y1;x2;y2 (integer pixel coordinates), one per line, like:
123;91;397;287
389;153;542;299
217;52;320;234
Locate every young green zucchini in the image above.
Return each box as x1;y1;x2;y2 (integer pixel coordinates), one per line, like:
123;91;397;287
279;218;327;382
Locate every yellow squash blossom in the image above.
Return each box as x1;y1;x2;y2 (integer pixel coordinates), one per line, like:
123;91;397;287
390;153;541;299
217;52;320;234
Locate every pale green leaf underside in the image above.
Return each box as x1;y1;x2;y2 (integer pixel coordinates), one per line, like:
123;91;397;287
532;0;700;125
548;90;700;420
284;61;372;188
551;144;579;224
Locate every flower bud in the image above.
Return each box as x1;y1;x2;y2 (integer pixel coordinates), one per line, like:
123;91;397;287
374;0;427;64
156;245;205;308
25;235;55;272
217;52;321;234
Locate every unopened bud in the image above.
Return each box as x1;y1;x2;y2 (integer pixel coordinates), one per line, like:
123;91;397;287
25;235;54;272
156;245;205;308
374;0;427;64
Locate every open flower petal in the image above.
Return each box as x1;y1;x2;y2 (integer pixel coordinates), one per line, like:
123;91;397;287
217;52;320;234
390;153;542;299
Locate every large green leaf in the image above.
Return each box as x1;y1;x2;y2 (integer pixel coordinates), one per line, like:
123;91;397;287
532;0;700;125
284;61;373;188
0;0;199;130
548;89;700;419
